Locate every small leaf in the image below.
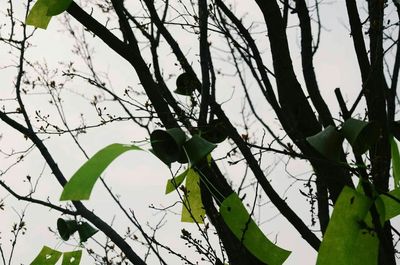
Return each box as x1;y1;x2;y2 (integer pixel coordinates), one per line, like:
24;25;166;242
380;188;400;220
341;118;379;155
47;0;73;16
61;250;82;265
390;136;400;188
77;222;98;242
350;212;379;265
165;169;188;194
220;193;291;265
60;144;142;201
181;169;205;223
183;135;216;167
306;125;343;161
150;128;187;165
348;196;383;265
201;119;228;144
26;0;52;29
57;218;78;241
316;187;374;265
30;246;62;265
174;72;200;96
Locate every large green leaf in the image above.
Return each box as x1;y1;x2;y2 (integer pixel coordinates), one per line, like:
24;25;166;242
26;0;52;29
181;169;205;223
220;193;291;265
349;212;379;265
165;169;188;194
30;246;62;265
61;250;82;265
60;144;142;201
390;136;400;188
349;196;383;265
380;188;400;221
47;0;73;16
317;187;375;265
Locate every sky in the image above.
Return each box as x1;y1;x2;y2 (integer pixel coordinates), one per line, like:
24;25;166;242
0;0;399;264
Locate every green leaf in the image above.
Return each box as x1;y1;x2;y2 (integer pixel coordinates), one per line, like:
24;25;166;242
306;125;343;161
380;188;400;220
47;0;73;16
60;144;142;201
181;169;205;223
165;169;188;194
26;0;72;29
150;128;187;165
30;246;62;265
348;196;383;265
57;218;79;241
26;0;52;29
61;250;82;265
349;212;379;265
390;136;400;188
341;118;379;155
183;135;216;167
220;193;291;265
77;222;98;242
317;187;375;265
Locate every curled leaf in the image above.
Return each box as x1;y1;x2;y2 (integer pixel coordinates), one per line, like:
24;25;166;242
60;144;142;201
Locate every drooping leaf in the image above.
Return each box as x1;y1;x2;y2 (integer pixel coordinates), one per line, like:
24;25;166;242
181;169;205;223
61;250;82;265
26;0;52;29
30;246;62;265
317;187;374;265
390;136;400;188
348;195;383;265
165;169;188;194
220;193;291;265
380;188;400;220
356;181;387;224
350;212;379;265
47;0;73;16
60;144;142;201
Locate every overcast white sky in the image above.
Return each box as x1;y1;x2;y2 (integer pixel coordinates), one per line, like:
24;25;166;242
0;0;399;264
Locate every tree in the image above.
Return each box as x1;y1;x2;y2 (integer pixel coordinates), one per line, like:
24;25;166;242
0;0;399;264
